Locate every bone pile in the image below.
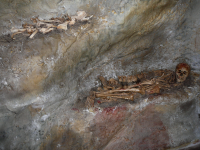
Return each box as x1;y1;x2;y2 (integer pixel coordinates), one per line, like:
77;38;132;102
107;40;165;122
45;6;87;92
10;11;93;39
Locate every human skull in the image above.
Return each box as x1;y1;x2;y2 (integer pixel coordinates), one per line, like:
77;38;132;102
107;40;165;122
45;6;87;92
175;63;190;83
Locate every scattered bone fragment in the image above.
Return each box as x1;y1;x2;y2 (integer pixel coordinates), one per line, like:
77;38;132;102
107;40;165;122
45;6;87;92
71;11;93;21
57;21;68;30
39;28;54;34
10;27;26;33
29;29;38;39
11;32;23;39
71;11;86;21
68;19;76;26
10;11;92;39
99;76;108;87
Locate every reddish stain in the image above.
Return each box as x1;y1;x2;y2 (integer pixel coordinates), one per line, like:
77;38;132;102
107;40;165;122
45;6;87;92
71;108;79;112
89;106;129;149
97;100;101;104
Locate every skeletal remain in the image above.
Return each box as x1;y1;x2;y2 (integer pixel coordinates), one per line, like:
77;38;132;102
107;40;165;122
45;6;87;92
46;23;57;28
11;32;23;39
29;29;38;39
96;93;135;101
127;75;138;83
176;63;190;83
39;28;54;34
108;78;118;85
97;87;103;92
26;27;36;33
10;11;92;39
86;63;190;107
95;88;143;95
68;19;76;25
10;27;26;33
71;11;93;21
99;76;108;87
57;21;68;30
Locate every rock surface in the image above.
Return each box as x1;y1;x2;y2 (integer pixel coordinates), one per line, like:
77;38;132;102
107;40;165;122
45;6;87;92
0;0;200;149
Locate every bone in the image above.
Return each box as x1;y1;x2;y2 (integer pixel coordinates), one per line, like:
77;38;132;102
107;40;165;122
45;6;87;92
71;11;87;21
46;23;57;28
11;11;92;40
71;11;93;22
99;76;108;87
96;93;134;101
57;21;68;30
68;19;76;25
121;76;127;82
26;27;36;33
97;87;103;92
108;78;118;85
29;29;38;39
38;18;61;23
145;85;160;94
11;32;23;39
31;17;38;23
140;79;155;85
127;75;137;83
10;27;26;33
81;15;93;21
36;21;47;27
95;88;142;95
127;79;154;89
39;28;54;34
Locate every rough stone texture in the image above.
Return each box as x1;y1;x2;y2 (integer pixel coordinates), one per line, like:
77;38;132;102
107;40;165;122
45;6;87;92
0;0;200;150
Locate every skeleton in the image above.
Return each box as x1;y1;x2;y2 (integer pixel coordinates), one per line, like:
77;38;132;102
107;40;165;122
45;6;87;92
85;63;190;108
10;11;93;39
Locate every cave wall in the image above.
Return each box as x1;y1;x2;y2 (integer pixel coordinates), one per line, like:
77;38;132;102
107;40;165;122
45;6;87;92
0;0;200;149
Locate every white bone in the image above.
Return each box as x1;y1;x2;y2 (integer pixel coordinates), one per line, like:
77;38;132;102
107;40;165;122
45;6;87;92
39;28;54;34
10;27;26;33
29;30;38;39
57;21;68;30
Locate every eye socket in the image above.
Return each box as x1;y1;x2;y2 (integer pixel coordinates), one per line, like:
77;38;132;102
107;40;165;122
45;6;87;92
178;70;182;73
183;71;187;74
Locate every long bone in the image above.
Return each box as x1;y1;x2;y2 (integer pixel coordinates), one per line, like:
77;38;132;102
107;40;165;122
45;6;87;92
127;79;155;89
95;87;144;95
96;93;134;100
